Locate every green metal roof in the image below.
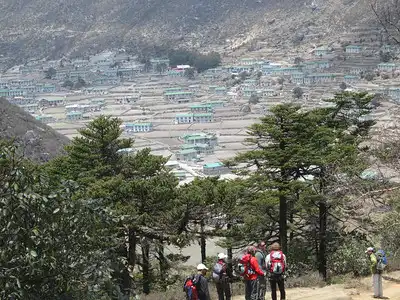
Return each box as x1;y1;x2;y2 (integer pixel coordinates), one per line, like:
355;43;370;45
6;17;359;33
165;91;193;96
125;123;153;127
190;104;212;109
164;87;183;92
194;113;213;117
66;111;82;116
204;162;224;169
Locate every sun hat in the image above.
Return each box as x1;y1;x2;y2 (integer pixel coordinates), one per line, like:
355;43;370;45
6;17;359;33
197;263;208;271
365;247;374;253
218;253;227;260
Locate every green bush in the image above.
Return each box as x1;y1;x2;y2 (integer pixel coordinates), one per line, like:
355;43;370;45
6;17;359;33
328;236;370;277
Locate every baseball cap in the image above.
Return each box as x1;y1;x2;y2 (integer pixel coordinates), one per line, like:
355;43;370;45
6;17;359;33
365;247;374;253
197;263;208;271
218;253;227;260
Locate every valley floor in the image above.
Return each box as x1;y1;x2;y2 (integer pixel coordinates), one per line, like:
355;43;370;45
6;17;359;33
233;272;400;300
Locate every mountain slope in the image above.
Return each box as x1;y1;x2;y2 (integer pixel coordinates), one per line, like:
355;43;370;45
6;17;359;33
0;98;69;161
0;0;379;61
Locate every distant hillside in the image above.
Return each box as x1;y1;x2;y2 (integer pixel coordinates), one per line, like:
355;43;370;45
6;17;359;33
0;98;69;161
0;0;380;62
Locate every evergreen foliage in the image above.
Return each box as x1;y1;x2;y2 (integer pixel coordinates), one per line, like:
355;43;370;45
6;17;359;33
0;92;391;298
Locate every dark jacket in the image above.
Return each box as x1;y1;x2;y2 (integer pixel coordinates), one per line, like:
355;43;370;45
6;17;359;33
196;273;211;300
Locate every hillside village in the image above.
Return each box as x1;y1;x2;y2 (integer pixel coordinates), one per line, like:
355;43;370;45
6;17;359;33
1;25;400;183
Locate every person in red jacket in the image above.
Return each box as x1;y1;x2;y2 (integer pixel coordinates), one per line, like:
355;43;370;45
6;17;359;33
241;246;265;300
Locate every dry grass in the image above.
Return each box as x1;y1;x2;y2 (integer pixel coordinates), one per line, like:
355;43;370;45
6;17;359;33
286;272;326;289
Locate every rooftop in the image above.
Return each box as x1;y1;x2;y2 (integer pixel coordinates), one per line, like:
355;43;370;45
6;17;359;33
165;91;193;96
204;162;224;169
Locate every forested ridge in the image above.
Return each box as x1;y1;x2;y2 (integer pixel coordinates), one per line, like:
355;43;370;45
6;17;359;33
1;92;400;299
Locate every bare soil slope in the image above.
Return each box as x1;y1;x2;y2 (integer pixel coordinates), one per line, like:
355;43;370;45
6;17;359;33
0;97;70;161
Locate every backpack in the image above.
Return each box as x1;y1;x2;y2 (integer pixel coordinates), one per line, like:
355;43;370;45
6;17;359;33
376;250;388;271
238;254;255;278
255;250;266;271
269;250;285;275
212;262;224;282
183;275;199;300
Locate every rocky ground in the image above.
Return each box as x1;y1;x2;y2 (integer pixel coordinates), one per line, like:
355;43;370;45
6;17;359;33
0;0;382;64
0;97;69;161
233;272;400;300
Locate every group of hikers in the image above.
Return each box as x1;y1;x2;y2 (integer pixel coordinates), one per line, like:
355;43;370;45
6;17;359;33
184;242;389;300
184;241;286;300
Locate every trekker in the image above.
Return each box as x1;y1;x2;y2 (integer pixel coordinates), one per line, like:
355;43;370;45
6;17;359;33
266;243;286;300
212;253;232;300
366;247;384;299
255;241;268;300
196;263;211;300
241;246;265;300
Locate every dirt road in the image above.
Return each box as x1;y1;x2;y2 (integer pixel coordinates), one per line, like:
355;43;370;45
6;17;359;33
233;272;400;300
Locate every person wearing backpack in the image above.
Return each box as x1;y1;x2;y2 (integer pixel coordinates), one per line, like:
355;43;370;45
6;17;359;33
240;246;265;300
212;253;232;300
266;243;286;300
255;241;267;300
196;263;211;300
184;274;199;300
366;247;384;299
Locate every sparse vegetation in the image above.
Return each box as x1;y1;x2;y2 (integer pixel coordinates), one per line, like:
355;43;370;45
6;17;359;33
379;51;393;62
44;67;56;79
168;49;221;73
363;72;375;81
184;67;195;79
293;86;304;99
248;94;260;104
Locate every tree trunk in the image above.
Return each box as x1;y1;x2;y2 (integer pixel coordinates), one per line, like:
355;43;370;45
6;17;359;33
279;194;288;253
158;243;168;290
128;227;136;268
318;200;327;281
142;239;151;294
200;219;206;263
227;223;233;278
117;227;131;299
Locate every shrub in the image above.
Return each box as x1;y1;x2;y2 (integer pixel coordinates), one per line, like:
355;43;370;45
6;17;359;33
328;236;370;277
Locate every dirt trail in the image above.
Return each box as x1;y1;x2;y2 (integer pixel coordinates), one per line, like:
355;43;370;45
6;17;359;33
233;272;400;300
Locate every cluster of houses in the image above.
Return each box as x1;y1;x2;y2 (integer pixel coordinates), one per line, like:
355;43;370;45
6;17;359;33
0;78;56;98
176;132;218;161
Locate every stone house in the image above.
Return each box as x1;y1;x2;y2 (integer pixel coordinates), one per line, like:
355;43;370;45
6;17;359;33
377;63;398;72
182;132;218;147
203;162;230;176
343;75;359;84
164;91;194;102
123;123;153;133
345;45;362;54
35;115;55;123
176;149;198;161
190;104;214;113
313;47;331;57
66;111;83;121
175;113;214;124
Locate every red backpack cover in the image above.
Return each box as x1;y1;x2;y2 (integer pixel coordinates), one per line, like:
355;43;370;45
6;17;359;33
269;250;285;275
183;276;199;300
